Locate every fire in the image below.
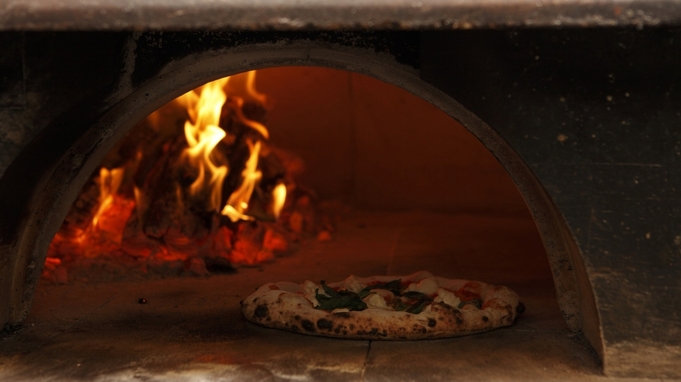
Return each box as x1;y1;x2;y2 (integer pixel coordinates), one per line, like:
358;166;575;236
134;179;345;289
47;70;301;277
181;71;276;220
181;77;230;212
271;183;287;219
92;167;125;229
221;139;262;222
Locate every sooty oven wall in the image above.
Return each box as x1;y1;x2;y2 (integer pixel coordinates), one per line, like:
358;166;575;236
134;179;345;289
0;29;680;378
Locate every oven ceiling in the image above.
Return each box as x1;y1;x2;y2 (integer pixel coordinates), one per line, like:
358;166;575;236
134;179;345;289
1;0;681;30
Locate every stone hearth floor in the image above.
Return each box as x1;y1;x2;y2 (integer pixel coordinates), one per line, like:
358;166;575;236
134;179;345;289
0;211;655;381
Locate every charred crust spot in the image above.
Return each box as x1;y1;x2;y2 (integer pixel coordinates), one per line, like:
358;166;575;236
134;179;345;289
516;302;526;315
482;316;489;322
317;319;333;330
294;315;301;320
254;305;269;319
453;310;464;325
291;325;299;332
334;327;341;334
301;319;315;332
253;297;259;303
349;324;355;330
420;327;427;333
357;328;381;336
342;330;348;335
333;312;351;318
427;318;436;327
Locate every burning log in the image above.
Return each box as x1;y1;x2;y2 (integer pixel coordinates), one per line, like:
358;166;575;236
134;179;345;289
44;71;332;283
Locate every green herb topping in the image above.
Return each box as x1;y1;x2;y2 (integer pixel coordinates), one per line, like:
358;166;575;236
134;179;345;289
313;279;437;314
457;298;483;309
314;281;368;311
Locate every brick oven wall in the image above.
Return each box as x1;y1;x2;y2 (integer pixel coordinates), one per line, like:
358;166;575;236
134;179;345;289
420;28;681;376
0;29;679;378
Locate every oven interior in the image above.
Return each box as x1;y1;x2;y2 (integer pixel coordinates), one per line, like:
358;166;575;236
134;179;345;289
0;66;601;381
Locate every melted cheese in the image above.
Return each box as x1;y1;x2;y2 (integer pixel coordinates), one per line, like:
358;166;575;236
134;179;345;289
343;275;366;293
373;288;395;300
404;277;439;295
362;293;391;310
303;280;321;307
433;287;461;307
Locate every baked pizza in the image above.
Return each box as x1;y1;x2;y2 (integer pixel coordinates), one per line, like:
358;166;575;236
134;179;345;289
241;271;524;339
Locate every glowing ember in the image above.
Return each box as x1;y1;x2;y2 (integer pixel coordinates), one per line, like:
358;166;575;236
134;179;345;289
44;70;333;282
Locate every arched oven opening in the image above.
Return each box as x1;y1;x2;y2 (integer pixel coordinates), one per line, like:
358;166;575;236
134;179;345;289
0;39;603;380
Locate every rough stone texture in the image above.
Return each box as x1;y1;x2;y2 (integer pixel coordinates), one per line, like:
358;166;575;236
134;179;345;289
1;0;681;30
0;32;127;180
420;28;681;377
0;212;610;381
0;29;679;378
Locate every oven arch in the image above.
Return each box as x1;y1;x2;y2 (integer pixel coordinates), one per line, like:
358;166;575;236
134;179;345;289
0;39;603;361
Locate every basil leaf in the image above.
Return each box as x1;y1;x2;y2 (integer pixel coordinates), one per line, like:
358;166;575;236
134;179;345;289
314;280;368;312
383;279;402;293
406;298;432;314
315;288;332;303
402;291;427;300
357;289;373;299
390;298;408;311
359;279;403;296
320;280;340;298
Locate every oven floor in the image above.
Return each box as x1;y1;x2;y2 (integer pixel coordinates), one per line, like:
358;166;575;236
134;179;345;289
0;211;620;381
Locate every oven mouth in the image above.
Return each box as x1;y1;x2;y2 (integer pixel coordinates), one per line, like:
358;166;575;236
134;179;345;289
0;38;603;379
42;66;540;282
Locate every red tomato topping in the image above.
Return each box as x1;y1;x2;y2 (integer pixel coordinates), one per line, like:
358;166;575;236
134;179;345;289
455;282;482;301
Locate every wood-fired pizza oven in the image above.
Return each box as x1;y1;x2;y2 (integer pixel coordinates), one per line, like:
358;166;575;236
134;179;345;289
0;2;680;380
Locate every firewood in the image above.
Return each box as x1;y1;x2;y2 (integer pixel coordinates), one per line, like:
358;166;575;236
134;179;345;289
140;135;188;238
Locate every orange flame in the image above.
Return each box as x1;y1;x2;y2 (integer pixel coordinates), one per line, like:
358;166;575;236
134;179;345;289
221;139;262;222
245;70;267;105
179;71;278;216
229;97;269;139
224;70;269;138
181;77;230;212
92;167;125;228
271;183;287;219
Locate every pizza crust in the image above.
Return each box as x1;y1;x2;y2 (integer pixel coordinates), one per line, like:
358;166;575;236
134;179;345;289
241;271;523;340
